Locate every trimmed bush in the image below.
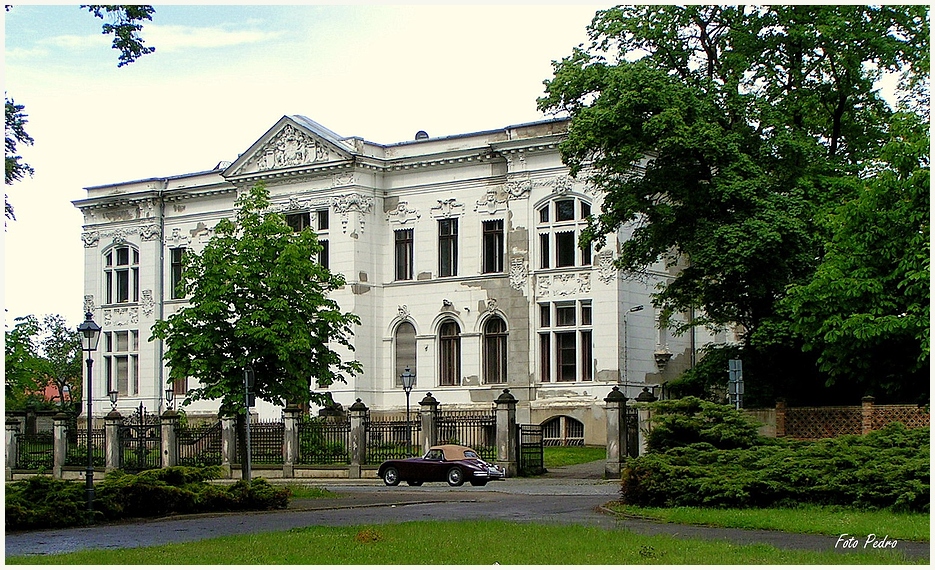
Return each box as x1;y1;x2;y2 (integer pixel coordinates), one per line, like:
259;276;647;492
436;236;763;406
5;466;291;531
622;422;929;512
645;397;763;452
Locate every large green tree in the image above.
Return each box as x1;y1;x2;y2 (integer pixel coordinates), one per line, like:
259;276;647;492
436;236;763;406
4;5;155;222
538;5;929;404
4;314;83;411
783;111;929;402
151;184;362;416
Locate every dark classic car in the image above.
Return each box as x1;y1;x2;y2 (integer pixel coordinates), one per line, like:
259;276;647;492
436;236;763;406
378;444;506;487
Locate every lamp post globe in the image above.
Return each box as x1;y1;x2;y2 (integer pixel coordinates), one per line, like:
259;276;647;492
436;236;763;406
400;367;416;452
77;312;101;516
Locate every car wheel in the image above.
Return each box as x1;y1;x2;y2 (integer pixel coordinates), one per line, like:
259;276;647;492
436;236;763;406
446;467;464;487
470;480;487;487
383;467;400;486
407;480;423;486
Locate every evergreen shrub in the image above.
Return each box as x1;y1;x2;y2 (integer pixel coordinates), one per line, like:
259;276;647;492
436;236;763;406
622;401;929;513
5;466;291;531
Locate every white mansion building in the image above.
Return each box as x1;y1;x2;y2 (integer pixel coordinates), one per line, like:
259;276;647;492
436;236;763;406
74;115;720;444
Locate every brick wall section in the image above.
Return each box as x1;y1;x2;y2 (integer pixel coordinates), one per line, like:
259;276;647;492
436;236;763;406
778;398;929;440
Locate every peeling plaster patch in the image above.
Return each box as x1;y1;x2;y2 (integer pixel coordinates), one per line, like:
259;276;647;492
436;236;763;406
463;375;479;386
596;369;619;382
417;272;432;281
351;284;371;295
103;209;135;222
384;196;399;213
359;272;368;283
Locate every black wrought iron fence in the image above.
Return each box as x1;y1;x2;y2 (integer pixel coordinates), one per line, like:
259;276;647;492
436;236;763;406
64;428;106;467
436;409;496;462
365;413;420;464
298;415;350;464
177;421;222;467
118;405;162;473
244;421;284;465
14;431;54;471
625;408;639;458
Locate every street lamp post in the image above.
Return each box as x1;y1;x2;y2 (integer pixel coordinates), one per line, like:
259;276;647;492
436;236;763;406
400;367;416;453
77;312;102;517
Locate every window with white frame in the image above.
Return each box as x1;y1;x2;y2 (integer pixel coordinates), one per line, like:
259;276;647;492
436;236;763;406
537;198;592;269
538;300;592;382
483;316;507;384
169;247;187;299
104;330;139;396
438;320;461;386
482;219;504;274
438;218;458;277
286;209;329;268
395;229;414;281
104;245;140;304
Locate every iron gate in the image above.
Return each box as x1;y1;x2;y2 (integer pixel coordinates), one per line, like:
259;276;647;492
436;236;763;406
517;424;545;476
625;408;639;458
118;403;162;473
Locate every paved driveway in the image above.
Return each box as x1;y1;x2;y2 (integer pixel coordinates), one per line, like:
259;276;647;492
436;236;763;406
6;475;930;562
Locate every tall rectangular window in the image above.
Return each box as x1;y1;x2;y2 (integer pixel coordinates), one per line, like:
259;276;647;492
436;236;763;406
104;330;139;396
482;220;504;273
539;234;550;269
317;210;329;231
104;245;139;305
318;240;329;269
395;229;413;281
170;247;186;299
538;300;593;383
438;219;458;277
556;231;576;267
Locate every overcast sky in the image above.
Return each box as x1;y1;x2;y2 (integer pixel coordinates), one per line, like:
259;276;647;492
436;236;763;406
4;3;604;330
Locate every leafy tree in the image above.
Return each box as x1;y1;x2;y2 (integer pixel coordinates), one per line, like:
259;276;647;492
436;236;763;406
4;5;155;222
538;5;929;404
4;314;83;411
150;183;362;420
783;112;930;402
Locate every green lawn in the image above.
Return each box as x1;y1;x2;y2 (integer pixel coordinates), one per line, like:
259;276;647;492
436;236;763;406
542;445;605;468
6;520;919;565
608;504;930;542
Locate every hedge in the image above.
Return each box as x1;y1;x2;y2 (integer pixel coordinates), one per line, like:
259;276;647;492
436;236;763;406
622;415;929;512
6;466;291;531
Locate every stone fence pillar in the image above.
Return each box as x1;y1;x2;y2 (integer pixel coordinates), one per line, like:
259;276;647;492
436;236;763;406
161;409;180;469
220;415;236;478
495;389;517;477
52;413;70;479
604;386;629;479
634;387;657;456
861;396;875;435
349;399;368;478
282;407;300;478
419;392;439;454
775;400;786;438
6;418;20;480
104;410;123;472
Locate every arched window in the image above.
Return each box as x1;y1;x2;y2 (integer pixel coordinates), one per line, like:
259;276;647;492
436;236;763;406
536;197;592;269
104;244;140;304
483;317;507;384
542;416;585;446
439;320;461;386
394;322;417;387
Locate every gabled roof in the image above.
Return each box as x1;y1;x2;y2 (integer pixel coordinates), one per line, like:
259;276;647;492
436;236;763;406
223;115;358;180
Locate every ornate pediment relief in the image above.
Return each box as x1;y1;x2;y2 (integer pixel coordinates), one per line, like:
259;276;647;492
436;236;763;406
225;118;354;178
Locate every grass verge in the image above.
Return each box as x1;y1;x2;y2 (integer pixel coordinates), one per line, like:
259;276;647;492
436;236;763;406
282;485;338;500
607;503;930;542
542;445;606;468
6;520;919;565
